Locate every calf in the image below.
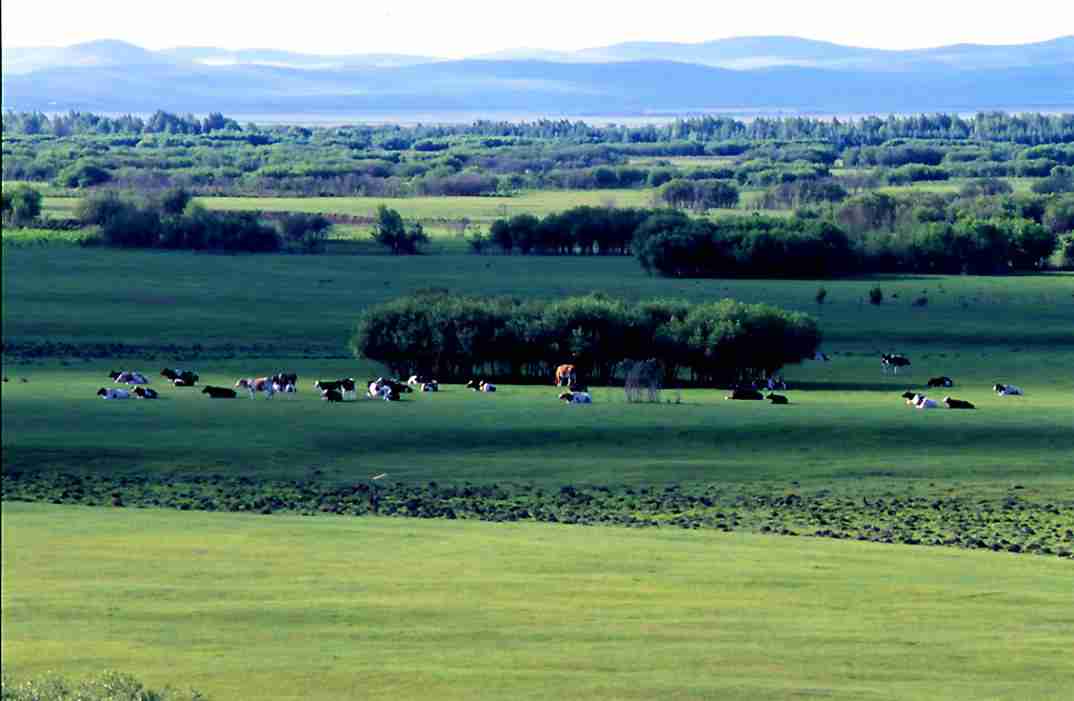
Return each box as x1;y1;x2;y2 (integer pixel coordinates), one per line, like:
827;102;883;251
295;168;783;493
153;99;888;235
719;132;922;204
943;396;975;409
767;393;789;405
725;388;764;401
201;386;237;399
97;387;131;400
881;353;911;375
927;376;954;388
993;383;1024;396
133;387;159;399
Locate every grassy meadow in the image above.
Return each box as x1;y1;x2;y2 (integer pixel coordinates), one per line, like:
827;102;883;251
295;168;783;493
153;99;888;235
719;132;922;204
4;503;1073;701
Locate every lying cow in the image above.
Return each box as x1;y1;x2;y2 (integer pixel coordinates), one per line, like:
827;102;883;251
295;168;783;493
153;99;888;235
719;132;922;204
725;388;764;401
554;364;577;388
407;374;435;387
133;386;159;399
162;369;199;387
766;375;787;391
881;353;911;375
236;377;275;399
927;376;954;388
420;380;439;392
201;386;237;399
97;387;131;400
767;393;789;405
315;378;357;400
466;379;497;392
366;378;403;401
994;383;1024;396
901;390;918;403
913;395;939;409
943;396;975;409
558;391;592;404
110;370;150;385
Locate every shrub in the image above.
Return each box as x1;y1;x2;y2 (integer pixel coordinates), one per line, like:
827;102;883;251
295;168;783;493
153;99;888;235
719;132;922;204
370;205;428;254
277;212;332;253
0;670;208;700
55;160;113;188
869;287;884;305
1;185;43;226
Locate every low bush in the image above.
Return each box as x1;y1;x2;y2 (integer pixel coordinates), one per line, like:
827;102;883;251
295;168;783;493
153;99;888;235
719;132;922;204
0;670;207;701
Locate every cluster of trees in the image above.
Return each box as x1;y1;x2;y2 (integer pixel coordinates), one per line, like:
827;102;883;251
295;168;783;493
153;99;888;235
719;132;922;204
634;203;1063;277
76;189;331;252
657;179;739;211
0;185;43;226
351;292;820;387
482;207;653;255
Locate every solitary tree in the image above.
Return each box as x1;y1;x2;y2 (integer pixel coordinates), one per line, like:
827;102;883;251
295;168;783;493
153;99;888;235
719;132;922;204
371;205;428;254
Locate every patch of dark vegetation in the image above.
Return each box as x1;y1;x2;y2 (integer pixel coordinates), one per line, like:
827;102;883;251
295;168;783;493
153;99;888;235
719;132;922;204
1;341;349;361
4;472;1071;560
0;670;207;701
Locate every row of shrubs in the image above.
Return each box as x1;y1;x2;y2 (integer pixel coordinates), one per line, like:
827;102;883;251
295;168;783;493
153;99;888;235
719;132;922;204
77;189;331;252
350;292;820;386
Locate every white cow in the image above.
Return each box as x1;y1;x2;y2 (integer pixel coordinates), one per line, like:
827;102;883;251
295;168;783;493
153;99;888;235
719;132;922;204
913;395;939;409
994;384;1024;396
559;391;592;404
97;387;131;400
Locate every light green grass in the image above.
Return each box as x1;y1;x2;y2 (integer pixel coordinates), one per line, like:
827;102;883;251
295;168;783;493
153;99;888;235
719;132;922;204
4;503;1072;701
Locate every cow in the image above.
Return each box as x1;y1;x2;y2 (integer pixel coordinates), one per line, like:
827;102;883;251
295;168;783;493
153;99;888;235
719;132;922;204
881;354;911;375
110;370;150;385
901;390;918;402
97;387;131;400
466;379;497;392
314;378;357;400
725;388;764;400
133;387;159;399
558;391;592;404
943;396;975;409
812;351;830;362
767;393;789;404
766;375;787;391
554;364;577;388
913;395;939;409
201;386;237;399
367;378;404;401
236;377;275;399
408;374;435;387
163;369;199;386
994;384;1024;396
320;388;344;402
160;368;180;381
927;376;954;388
420;381;439;392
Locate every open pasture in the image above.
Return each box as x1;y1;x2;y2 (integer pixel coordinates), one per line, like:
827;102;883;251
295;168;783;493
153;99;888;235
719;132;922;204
4;503;1073;701
3;247;1072;353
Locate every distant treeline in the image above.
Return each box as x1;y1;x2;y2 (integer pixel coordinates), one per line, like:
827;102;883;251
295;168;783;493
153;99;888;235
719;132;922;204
351;292;820;386
478;196;1071;275
4;110;1074;198
5;110;1074;146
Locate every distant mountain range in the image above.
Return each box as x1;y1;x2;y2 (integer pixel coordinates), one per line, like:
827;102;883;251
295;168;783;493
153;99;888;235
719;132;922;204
3;36;1072;117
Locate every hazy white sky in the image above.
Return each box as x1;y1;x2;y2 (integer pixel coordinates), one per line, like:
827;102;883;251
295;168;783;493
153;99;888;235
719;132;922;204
2;0;1071;56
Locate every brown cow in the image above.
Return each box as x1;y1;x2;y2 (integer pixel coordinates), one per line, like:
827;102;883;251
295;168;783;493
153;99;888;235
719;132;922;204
554;364;576;387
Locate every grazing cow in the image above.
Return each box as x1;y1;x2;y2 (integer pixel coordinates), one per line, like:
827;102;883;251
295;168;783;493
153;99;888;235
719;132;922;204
767;393;789;404
927;376;954;388
320;388;344;402
943;396;975;409
97;387;131;400
881;354;912;375
236;377;275;399
201;386;237;399
559;391;592;404
466;379;497;392
725;388;764;401
993;383;1024;396
133;387;159;399
554;364;577;388
913;395;939;409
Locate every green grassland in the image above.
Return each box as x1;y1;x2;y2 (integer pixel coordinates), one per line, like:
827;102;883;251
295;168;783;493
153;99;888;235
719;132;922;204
4;503;1072;701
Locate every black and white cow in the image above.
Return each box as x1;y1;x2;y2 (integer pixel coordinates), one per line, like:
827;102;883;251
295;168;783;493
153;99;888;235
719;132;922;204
133;387;159;399
943;396;975;409
993;383;1024;396
97;387;131;400
321;388;344;402
201;386;237;399
314;378;357;400
466;379;497;392
767;393;789;404
725;388;764;401
110;370;150;385
927;376;954;388
881;354;911;375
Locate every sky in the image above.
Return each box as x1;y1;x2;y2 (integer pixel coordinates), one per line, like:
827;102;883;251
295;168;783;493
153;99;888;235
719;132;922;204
2;0;1072;57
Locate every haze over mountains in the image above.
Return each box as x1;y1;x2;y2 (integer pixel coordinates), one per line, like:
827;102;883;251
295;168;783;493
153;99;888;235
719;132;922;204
3;36;1072;118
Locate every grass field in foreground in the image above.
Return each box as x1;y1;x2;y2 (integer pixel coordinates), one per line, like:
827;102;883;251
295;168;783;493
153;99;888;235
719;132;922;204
3;503;1072;701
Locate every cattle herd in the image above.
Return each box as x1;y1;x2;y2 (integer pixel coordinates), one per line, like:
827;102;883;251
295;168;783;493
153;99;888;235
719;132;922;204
92;356;1026;411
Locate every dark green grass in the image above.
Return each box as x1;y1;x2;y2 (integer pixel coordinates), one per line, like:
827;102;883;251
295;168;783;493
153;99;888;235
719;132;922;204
3;247;1072;353
4;503;1073;701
